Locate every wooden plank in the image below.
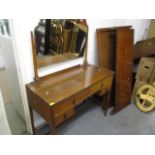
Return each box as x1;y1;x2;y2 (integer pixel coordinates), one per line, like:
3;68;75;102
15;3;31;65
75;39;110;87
115;28;134;110
96;30;116;70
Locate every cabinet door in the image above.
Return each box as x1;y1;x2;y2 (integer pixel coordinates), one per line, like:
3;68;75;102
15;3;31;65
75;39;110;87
115;28;134;109
96;30;116;70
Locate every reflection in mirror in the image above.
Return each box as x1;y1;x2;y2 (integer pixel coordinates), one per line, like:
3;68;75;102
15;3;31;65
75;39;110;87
0;19;10;36
34;19;88;68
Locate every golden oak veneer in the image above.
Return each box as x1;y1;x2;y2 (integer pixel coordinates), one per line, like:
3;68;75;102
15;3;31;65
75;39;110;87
26;64;114;134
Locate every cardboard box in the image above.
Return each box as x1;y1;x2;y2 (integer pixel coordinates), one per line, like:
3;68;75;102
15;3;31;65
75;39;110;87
136;57;155;83
150;67;155;84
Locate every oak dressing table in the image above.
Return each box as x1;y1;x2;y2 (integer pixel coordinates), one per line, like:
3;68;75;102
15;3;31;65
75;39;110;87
26;20;114;134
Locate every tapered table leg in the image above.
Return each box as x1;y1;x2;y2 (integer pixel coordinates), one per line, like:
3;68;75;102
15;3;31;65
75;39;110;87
49;109;56;135
103;90;112;116
50;125;56;135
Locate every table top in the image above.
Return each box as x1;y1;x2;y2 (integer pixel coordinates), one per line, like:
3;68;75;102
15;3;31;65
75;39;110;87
26;65;113;105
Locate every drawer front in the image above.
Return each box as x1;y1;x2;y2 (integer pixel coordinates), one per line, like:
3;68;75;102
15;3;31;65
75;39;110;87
100;76;113;94
75;88;90;105
90;81;102;95
54;106;75;126
53;97;74;115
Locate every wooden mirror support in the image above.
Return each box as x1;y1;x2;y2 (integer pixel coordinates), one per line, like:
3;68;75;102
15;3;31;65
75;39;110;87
31;31;39;81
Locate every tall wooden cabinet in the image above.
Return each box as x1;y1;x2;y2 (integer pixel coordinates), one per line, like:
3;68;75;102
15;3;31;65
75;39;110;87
97;26;134;114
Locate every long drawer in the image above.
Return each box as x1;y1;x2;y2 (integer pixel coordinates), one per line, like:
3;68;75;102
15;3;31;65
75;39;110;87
53;97;74;115
52;76;113;127
90;81;102;95
74;88;91;105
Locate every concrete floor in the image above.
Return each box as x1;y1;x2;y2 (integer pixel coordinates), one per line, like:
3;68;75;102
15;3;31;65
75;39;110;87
5;103;27;135
0;68;27;135
53;100;155;135
4;98;155;135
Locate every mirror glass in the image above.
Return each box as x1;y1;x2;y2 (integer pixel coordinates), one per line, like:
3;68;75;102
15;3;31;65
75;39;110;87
34;19;88;68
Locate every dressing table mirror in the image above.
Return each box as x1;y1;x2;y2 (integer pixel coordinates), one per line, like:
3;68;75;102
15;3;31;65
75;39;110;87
34;19;88;69
26;19;114;135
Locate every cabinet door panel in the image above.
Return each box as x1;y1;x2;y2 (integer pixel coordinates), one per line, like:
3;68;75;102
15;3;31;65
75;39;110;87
97;30;116;70
115;28;133;108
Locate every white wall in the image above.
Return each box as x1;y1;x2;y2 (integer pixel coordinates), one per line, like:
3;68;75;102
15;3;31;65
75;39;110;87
87;19;150;65
11;19;84;83
11;19;150;131
0;35;26;120
0;49;4;69
12;19;150;83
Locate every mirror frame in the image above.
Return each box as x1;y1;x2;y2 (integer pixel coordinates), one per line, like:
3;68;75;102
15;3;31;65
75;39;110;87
31;21;88;81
